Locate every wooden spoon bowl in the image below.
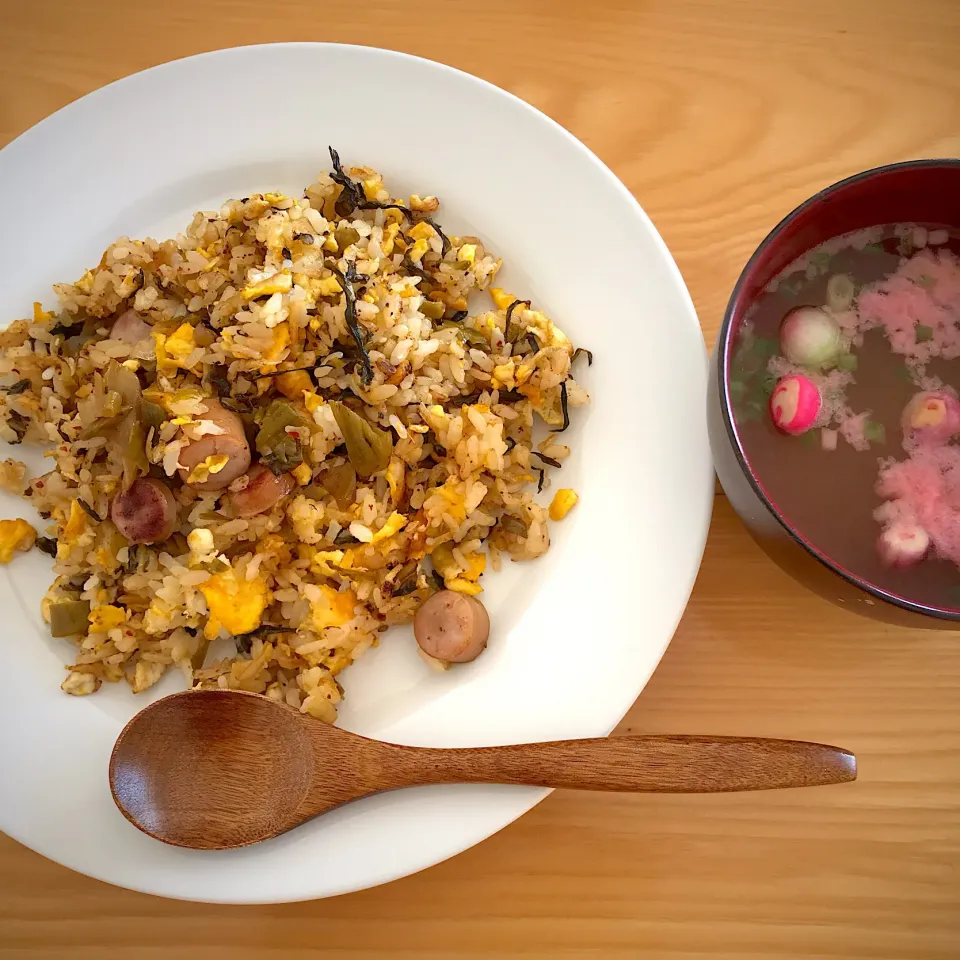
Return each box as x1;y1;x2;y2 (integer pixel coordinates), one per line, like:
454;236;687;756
110;689;857;850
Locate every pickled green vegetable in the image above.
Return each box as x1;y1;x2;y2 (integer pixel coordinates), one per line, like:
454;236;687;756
320;462;357;508
256;399;310;472
330;402;393;477
419;300;445;320
49;599;91;638
140;400;166;430
438;321;487;350
335;225;361;252
115;410;149;492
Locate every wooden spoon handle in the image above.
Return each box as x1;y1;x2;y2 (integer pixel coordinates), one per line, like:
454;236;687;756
388;735;856;793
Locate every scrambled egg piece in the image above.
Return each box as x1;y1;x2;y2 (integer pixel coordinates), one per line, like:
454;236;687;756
276;369;313;400
408;238;429;263
153;323;198;375
311;584;358;632
62;501;88;545
549;488;579;521
407;221;436;241
241;271;292;301
385;457;405;502
262;322;291;363
33;302;53;323
362;177;382;201
430;541;486;594
292;462;312;486
88;604;126;633
381;222;400;256
409;194;439;213
489;287;515;311
446;578;483;596
303;390;325;414
0;518;36;563
186;454;229;485
187;528;216;562
491;362;516;390
526;310;571;352
200;568;268;640
311;550;346;578
458;244;477;266
317;275;345;298
372;512;407;544
435;479;467;524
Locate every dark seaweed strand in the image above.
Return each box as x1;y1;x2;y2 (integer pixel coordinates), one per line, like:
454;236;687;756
430;568;446;593
553;380;570;433
49;319;82;338
536;468;545;493
294;232;315;244
400;258;439;286
334;528;362;547
35;537;58;558
234;623;293;654
422;217;451;255
76;499;103;522
573;347;594;367
3;379;31;395
326;148;453;259
532;451;562;469
392;576;420;598
525;333;540;355
504;299;531;344
6;411;29;444
504;436;517;454
449;310;469;324
328;146;364;214
323;259;373;384
206;362;231;396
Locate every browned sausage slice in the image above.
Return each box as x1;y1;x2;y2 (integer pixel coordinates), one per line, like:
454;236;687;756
228;464;296;517
111;478;178;544
178;398;251;491
414;590;490;663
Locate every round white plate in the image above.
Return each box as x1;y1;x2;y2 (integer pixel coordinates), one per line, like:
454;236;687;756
0;43;712;903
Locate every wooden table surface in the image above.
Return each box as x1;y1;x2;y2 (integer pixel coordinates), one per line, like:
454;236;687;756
2;1;960;957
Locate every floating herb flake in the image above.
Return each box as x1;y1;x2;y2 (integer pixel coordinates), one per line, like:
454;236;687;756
836;353;858;372
728;379;748;402
915;324;934;344
863;419;886;445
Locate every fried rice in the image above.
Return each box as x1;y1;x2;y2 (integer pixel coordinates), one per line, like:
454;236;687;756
0;148;589;721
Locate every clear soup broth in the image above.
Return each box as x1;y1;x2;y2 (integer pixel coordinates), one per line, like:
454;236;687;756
730;224;960;610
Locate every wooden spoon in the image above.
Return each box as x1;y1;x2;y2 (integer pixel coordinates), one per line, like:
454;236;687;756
109;689;857;850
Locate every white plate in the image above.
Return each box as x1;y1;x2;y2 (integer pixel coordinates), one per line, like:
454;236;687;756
0;43;712;903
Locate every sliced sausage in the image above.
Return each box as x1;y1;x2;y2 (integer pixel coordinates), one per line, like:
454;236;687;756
414;590;490;663
110;309;152;345
178;398;251;491
111;478;178;544
228;463;296;517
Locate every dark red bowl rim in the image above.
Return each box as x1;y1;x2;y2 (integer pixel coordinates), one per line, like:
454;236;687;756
716;157;960;621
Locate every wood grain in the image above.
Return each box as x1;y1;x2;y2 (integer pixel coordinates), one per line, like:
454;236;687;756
2;0;960;956
108;690;857;849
